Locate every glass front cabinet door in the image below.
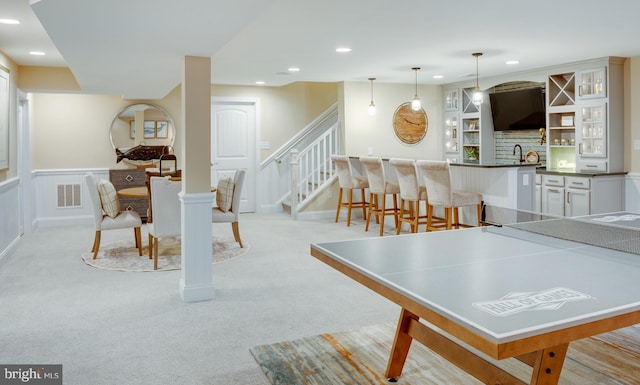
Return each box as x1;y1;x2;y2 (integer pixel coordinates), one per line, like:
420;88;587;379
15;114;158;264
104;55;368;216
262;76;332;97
444;113;459;161
578;102;607;158
578;67;606;100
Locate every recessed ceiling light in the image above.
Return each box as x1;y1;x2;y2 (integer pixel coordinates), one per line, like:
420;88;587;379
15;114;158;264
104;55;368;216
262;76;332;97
336;47;352;53
0;19;20;25
506;60;519;65
255;81;265;85
432;75;444;79
288;67;300;72
29;51;46;56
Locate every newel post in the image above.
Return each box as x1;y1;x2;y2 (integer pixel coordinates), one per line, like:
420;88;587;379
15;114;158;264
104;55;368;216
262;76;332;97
290;149;299;220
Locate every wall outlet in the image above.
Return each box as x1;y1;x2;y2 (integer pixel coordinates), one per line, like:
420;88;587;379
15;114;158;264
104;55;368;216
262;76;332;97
327;191;333;199
635;140;640;150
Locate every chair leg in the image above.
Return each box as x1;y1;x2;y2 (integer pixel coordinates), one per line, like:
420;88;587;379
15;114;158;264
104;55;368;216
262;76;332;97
392;194;399;228
379;194;386;236
134;227;142;256
396;199;405;235
365;193;374;232
453;208;460;229
334;188;343;223
413;201;421;234
231;221;243;248
361;188;368;221
153;238;159;270
476;204;482;227
92;230;101;260
408;201;417;233
347;189;354;226
148;234;153;260
445;207;453;230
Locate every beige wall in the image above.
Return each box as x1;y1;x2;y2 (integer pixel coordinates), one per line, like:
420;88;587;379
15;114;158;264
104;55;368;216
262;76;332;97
341;80;443;160
18;66;80;92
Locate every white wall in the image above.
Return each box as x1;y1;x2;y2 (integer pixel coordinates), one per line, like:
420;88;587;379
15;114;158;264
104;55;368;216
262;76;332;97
341;81;443;160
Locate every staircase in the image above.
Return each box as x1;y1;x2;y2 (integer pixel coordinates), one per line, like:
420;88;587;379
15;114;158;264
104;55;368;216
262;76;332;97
259;103;340;218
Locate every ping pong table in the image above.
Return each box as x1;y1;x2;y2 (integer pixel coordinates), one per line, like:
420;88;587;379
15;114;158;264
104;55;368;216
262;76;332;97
310;211;640;384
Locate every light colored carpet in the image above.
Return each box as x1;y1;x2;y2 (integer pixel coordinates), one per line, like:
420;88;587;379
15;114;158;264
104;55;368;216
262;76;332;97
81;236;249;271
250;322;640;385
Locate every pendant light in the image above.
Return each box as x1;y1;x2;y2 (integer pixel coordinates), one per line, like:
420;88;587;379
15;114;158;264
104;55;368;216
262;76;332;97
368;77;376;115
411;67;421;111
472;53;483;106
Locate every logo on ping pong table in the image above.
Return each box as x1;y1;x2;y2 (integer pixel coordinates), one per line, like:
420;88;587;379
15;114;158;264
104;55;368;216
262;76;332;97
473;287;592;317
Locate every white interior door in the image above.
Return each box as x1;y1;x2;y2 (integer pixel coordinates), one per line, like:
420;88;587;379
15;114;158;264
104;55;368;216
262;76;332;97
211;99;257;213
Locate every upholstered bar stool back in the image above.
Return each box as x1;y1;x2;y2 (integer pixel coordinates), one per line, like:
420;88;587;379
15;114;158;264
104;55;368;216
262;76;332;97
359;157;400;236
389;158;428;234
416;160;483;230
331;155;369;226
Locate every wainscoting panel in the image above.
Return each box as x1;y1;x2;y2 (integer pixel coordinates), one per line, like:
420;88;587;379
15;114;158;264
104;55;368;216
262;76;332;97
625;173;640;213
0;177;21;262
33;168;109;227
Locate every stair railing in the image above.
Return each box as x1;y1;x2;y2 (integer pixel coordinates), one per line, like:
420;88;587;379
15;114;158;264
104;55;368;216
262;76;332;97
289;122;339;218
258;103;339;214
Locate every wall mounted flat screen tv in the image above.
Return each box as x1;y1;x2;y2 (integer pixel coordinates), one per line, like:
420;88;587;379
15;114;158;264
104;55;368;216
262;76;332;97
489;87;546;131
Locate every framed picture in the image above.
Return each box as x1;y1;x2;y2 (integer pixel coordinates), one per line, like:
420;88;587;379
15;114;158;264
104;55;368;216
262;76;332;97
144;120;156;138
156;120;168;138
561;115;574;127
129;120;136;139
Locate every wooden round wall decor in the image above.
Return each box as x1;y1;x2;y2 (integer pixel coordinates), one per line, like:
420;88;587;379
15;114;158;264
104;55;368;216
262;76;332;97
392;102;428;144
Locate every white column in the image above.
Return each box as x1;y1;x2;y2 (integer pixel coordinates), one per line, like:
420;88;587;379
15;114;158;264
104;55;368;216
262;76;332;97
179;55;214;302
179;191;214;301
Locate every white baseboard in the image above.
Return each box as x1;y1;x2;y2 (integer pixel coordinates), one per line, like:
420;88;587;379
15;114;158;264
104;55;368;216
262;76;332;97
34;215;93;228
0;236;21;265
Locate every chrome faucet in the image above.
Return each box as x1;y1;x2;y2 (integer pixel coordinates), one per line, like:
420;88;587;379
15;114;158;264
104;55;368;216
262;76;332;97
513;144;524;163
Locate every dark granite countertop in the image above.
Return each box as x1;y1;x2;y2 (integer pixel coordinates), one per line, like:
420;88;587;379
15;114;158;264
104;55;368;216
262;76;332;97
450;161;540;168
535;168;628;177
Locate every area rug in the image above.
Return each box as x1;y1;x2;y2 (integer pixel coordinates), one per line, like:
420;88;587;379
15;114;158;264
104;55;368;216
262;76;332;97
81;236;249;272
250;322;640;385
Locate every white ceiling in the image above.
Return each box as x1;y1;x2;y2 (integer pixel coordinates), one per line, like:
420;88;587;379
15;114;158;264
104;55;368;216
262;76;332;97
3;0;640;100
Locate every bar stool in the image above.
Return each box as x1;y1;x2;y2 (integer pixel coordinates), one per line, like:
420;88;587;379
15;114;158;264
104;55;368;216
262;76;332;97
416;160;483;230
359;157;400;236
389;158;429;234
331;155;369;226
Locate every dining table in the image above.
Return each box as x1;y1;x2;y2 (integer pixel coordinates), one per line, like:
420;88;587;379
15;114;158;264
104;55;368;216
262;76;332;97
117;185;215;199
117;186;148;198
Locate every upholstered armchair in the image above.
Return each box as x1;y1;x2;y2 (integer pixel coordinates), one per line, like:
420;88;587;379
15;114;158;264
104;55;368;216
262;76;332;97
212;169;246;248
85;173;142;259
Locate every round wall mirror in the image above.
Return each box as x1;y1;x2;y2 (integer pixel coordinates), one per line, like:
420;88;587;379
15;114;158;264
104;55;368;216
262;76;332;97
109;103;176;164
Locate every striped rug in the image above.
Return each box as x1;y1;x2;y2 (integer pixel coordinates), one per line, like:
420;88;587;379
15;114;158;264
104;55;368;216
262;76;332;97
250;322;640;385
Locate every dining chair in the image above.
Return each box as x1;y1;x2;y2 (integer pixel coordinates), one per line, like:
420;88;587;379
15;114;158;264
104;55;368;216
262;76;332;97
148;176;182;270
415;160;483;230
213;169;246;248
145;154;181;223
331;155;369;227
388;158;429;234
85;173;142;259
359;156;400;236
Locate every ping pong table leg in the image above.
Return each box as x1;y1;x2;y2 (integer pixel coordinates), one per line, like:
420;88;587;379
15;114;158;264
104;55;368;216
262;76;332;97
529;343;568;385
385;308;418;381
